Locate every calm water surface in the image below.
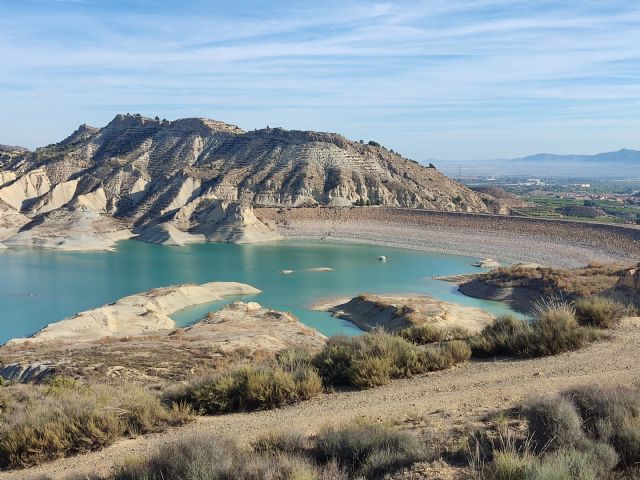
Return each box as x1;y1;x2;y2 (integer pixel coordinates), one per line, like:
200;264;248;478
0;240;518;343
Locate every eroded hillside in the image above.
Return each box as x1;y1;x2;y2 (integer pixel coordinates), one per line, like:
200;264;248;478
0;114;498;249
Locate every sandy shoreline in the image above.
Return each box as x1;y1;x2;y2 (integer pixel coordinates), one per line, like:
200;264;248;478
256;207;640;267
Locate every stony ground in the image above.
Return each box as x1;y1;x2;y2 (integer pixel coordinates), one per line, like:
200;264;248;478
256;207;640;267
5;318;639;480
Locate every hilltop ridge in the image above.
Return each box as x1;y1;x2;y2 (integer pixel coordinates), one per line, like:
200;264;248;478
0;114;498;250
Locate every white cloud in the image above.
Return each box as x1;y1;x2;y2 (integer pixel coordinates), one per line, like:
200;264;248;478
0;0;639;158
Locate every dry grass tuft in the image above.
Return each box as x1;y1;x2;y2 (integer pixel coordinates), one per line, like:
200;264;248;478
0;378;193;469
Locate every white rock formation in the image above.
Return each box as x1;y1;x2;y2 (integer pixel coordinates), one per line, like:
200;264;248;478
2;207;133;251
0;113;498;250
6;282;261;345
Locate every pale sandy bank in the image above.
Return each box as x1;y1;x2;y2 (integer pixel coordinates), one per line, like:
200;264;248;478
312;293;494;333
6;282;261;345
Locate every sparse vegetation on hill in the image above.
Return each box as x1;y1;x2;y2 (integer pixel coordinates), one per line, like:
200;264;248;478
0;378;192;469
0;294;631;474
482;263;624;299
165;349;323;415
167;331;472;414
469;302;598;358
108;422;430;480
472;385;640;480
314;332;470;389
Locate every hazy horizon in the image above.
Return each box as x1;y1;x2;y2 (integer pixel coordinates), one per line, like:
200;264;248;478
1;0;640;160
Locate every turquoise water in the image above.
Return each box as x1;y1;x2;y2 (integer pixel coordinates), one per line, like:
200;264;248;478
0;240;517;343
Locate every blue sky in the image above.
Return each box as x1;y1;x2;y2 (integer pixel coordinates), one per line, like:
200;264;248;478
1;0;639;160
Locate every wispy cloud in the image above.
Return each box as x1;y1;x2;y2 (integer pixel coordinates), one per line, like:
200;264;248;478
0;0;639;159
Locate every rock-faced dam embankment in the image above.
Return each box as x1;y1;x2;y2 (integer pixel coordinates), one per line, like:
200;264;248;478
256;207;640;267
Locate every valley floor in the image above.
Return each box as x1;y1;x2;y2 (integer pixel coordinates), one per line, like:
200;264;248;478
6;317;640;480
256;207;640;267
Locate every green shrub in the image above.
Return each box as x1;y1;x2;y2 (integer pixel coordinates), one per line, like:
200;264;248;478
253;430;307;454
419;340;470;371
563;385;640;466
313;336;357;386
533;304;590;357
468;316;535;358
245;365;298;409
175;362;322;415
470;304;593;359
312;423;428;477
574;296;627;328
45;375;81;395
348;354;393;388
523;396;584;452
400;324;470;345
277;347;315;372
0;383;190;469
292;366;324;400
314;331;468;389
446;339;472;363
488;450;530;480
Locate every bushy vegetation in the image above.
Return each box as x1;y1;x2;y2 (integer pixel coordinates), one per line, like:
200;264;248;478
170;332;472;416
314;332;470;389
574;295;629;328
482;263;624;299
400;323;470;345
112;423;428;480
469;302;596;359
167;349;323;415
2;290;629;473
473;386;640;480
0;377;192;469
312;423;430;478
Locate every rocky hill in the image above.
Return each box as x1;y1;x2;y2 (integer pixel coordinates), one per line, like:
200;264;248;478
0;114;497;249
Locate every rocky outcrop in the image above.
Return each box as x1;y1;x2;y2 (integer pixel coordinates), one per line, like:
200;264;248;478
618;264;640;292
0;114;496;250
0;299;326;384
313;294;494;333
180;301;326;354
0;199;29;241
0;362;56;383
6;282;261;345
3;206;134;250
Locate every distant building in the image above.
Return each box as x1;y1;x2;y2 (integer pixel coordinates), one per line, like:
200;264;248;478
525;178;545;186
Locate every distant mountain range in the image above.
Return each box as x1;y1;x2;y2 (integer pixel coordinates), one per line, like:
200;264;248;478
517;149;640;164
433;149;640;178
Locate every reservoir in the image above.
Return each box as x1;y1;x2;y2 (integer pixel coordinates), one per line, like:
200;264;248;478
0;240;517;343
